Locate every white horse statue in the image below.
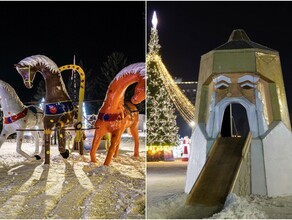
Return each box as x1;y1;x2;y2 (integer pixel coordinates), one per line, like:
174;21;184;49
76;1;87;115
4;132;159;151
0;80;44;160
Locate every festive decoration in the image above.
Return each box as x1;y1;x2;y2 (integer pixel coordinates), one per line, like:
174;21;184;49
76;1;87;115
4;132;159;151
90;62;145;166
147;12;179;161
155;57;196;126
181;136;190;162
146;145;169;161
15;55;81;164
148;11;161;57
147;11;195;126
0;80;44;159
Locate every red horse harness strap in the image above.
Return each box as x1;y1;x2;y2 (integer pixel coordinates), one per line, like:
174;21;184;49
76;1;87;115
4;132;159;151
98;112;125;121
4;108;28;124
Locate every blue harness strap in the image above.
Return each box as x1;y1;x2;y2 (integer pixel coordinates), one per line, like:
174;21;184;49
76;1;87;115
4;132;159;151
45;101;74;115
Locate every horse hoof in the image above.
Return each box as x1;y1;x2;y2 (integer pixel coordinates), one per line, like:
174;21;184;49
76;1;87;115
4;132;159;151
34;155;41;160
60;149;70;159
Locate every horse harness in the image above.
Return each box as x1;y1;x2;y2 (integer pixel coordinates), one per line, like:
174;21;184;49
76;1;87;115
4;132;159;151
98;102;139;122
44;101;74;116
3;106;43;125
4;108;28;124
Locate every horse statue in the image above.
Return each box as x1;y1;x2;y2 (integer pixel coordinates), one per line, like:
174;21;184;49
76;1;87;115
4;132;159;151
0;80;44;160
90;62;145;166
15;55;78;164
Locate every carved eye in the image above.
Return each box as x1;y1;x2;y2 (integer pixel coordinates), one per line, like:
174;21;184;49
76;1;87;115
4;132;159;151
242;85;253;89
217;85;228;90
240;82;255;90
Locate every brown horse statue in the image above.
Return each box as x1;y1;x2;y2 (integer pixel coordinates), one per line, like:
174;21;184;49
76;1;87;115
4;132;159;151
90;62;145;166
15;55;77;164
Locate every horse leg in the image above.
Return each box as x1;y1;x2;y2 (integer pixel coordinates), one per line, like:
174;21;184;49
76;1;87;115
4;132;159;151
31;131;44;160
104;132;111;151
113;142;120;158
38;131;45;159
44;129;52;164
0;128;10;148
16;131;31;160
66;131;73;150
104;130;122;166
129;116;140;157
34;117;45;160
90;128;107;163
57;128;69;159
113;128;123;157
31;131;40;155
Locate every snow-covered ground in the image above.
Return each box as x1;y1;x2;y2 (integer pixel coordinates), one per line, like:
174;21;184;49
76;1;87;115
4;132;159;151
0;134;145;219
3;135;292;219
147;159;292;219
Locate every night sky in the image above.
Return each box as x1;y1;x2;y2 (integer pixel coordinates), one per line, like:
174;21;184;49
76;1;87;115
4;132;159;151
147;1;292;137
0;1;145;103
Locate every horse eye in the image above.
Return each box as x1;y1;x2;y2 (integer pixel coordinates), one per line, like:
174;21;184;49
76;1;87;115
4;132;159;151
24;72;29;79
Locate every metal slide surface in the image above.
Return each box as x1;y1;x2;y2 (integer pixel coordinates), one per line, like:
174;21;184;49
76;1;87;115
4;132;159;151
186;137;246;206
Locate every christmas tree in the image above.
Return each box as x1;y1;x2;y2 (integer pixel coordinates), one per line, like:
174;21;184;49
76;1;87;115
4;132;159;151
147;11;179;161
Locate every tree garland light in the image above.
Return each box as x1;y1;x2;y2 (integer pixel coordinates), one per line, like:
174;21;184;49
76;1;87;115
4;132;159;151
154;55;195;125
147;11;196;126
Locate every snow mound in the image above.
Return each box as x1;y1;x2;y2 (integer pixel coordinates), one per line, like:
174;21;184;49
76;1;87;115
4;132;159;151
210;193;267;219
147;193;189;219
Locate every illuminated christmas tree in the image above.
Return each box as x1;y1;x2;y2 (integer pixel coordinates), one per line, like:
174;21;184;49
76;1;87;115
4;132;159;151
147;11;179;161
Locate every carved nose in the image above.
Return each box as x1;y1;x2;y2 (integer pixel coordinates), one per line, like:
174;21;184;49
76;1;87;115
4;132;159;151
227;83;242;97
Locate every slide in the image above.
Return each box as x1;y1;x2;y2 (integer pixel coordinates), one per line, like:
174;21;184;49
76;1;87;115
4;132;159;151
186;137;247;207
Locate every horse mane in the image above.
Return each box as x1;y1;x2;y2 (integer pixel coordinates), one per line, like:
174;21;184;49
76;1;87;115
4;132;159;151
115;62;145;80
0;80;25;108
18;55;60;74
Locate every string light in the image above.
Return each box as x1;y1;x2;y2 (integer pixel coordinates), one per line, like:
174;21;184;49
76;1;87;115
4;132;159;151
147;11;196;127
147;55;196;126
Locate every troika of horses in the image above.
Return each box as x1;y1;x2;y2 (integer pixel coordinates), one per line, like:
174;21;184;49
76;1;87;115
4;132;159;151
0;54;145;166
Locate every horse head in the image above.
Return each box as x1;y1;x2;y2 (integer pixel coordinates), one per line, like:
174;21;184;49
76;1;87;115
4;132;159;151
14;55;60;89
131;63;145;104
14;63;36;89
131;78;145;104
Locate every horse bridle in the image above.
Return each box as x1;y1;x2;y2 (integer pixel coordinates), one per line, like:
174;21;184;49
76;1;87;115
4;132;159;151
17;65;33;88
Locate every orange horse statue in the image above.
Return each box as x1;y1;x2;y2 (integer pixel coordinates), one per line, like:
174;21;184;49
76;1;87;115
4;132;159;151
90;62;145;166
